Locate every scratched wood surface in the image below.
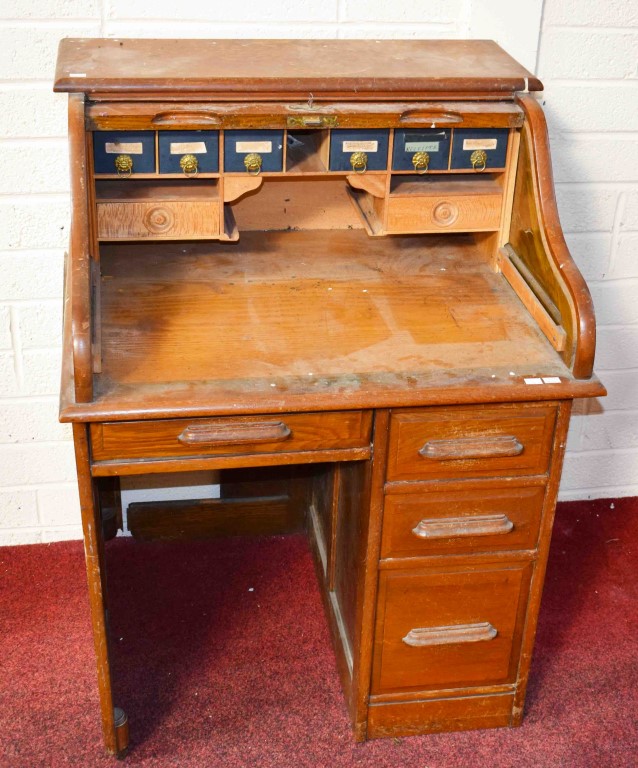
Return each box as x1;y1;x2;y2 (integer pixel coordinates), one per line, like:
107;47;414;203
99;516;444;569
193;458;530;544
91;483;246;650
66;229;602;421
54;39;542;96
98;231;563;382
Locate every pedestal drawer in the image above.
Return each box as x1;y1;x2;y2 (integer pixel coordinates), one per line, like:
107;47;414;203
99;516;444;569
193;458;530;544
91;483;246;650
371;562;532;695
381;484;546;558
90;410;372;463
387;403;557;482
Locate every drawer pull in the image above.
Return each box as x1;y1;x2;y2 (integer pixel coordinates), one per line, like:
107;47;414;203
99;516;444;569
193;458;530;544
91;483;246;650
177;421;291;447
403;621;497;648
114;153;133;178
471;149;487;172
411;151;430;174
152;111;221;125
244;152;263;175
179;153;198;177
419;435;523;461
411;513;514;540
350;151;368;174
399;109;463;125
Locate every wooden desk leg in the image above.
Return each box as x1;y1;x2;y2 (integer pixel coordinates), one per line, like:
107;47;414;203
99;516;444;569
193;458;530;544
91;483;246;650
73;424;129;757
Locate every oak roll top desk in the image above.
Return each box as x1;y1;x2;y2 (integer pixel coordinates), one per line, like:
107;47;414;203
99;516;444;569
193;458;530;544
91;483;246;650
54;39;605;756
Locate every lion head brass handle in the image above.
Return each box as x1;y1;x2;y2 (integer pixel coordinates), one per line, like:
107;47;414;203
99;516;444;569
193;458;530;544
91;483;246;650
412;151;430;174
470;149;487;172
179;154;198;177
349;151;368;174
243;153;262;175
114;154;133;178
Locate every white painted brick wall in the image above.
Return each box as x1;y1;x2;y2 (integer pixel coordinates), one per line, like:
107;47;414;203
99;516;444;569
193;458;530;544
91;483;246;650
536;0;638;501
0;0;633;545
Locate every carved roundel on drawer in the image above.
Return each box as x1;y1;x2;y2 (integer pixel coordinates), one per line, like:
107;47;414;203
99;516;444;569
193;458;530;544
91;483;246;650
432;201;459;227
143;206;175;234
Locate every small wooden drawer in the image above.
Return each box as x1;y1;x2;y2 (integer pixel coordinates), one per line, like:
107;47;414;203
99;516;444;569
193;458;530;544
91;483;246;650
90;410;372;463
371;562;532;694
158;130;219;174
93;131;155;175
450;128;509;170
224;130;284;173
392;128;451;172
381;484;546;559
385;176;502;233
387;404;557;482
329;129;389;172
96;200;220;240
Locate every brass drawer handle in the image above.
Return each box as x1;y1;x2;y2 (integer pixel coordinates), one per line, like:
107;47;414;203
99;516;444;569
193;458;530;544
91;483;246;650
471;149;487;171
403;622;497;647
412;151;429;174
349;151;368;173
177;420;291;447
244;152;263;175
114;153;133;178
287;115;338;128
179;153;198;176
419;434;523;461
412;513;514;540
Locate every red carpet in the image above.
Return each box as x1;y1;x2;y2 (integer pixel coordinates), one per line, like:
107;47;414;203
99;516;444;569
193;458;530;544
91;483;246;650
1;497;637;767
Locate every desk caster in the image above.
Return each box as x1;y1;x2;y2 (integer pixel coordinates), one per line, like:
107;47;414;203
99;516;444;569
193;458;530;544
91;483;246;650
114;707;129;758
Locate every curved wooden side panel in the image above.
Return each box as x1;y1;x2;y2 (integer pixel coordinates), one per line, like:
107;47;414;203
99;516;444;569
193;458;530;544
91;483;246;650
68;93;93;402
509;95;596;379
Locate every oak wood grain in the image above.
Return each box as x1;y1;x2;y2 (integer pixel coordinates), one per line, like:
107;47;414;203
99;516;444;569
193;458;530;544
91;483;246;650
371;561;533;694
86;100;525;132
510;96;597;379
55;39;542;96
381;484;545;558
90;410;371;462
387;403;557;481
127;495;297;539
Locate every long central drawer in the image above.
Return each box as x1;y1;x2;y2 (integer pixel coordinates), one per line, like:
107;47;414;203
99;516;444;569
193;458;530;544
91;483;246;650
90;410;372;462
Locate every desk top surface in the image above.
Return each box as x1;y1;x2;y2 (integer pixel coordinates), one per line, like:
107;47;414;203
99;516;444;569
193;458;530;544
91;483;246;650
54;38;542;97
60;230;602;421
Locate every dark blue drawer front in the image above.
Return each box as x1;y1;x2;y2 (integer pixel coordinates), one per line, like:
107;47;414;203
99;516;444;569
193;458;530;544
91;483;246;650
329;129;389;171
158;131;219;174
224;131;284;172
392;129;451;171
450;129;509;170
93;131;155;174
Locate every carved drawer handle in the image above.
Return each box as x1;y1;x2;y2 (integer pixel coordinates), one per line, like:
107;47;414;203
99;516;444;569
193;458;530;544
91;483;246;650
399;109;463;125
151;111;221;125
412;513;514;539
403;621;497;647
177;421;291;447
419;435;523;461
